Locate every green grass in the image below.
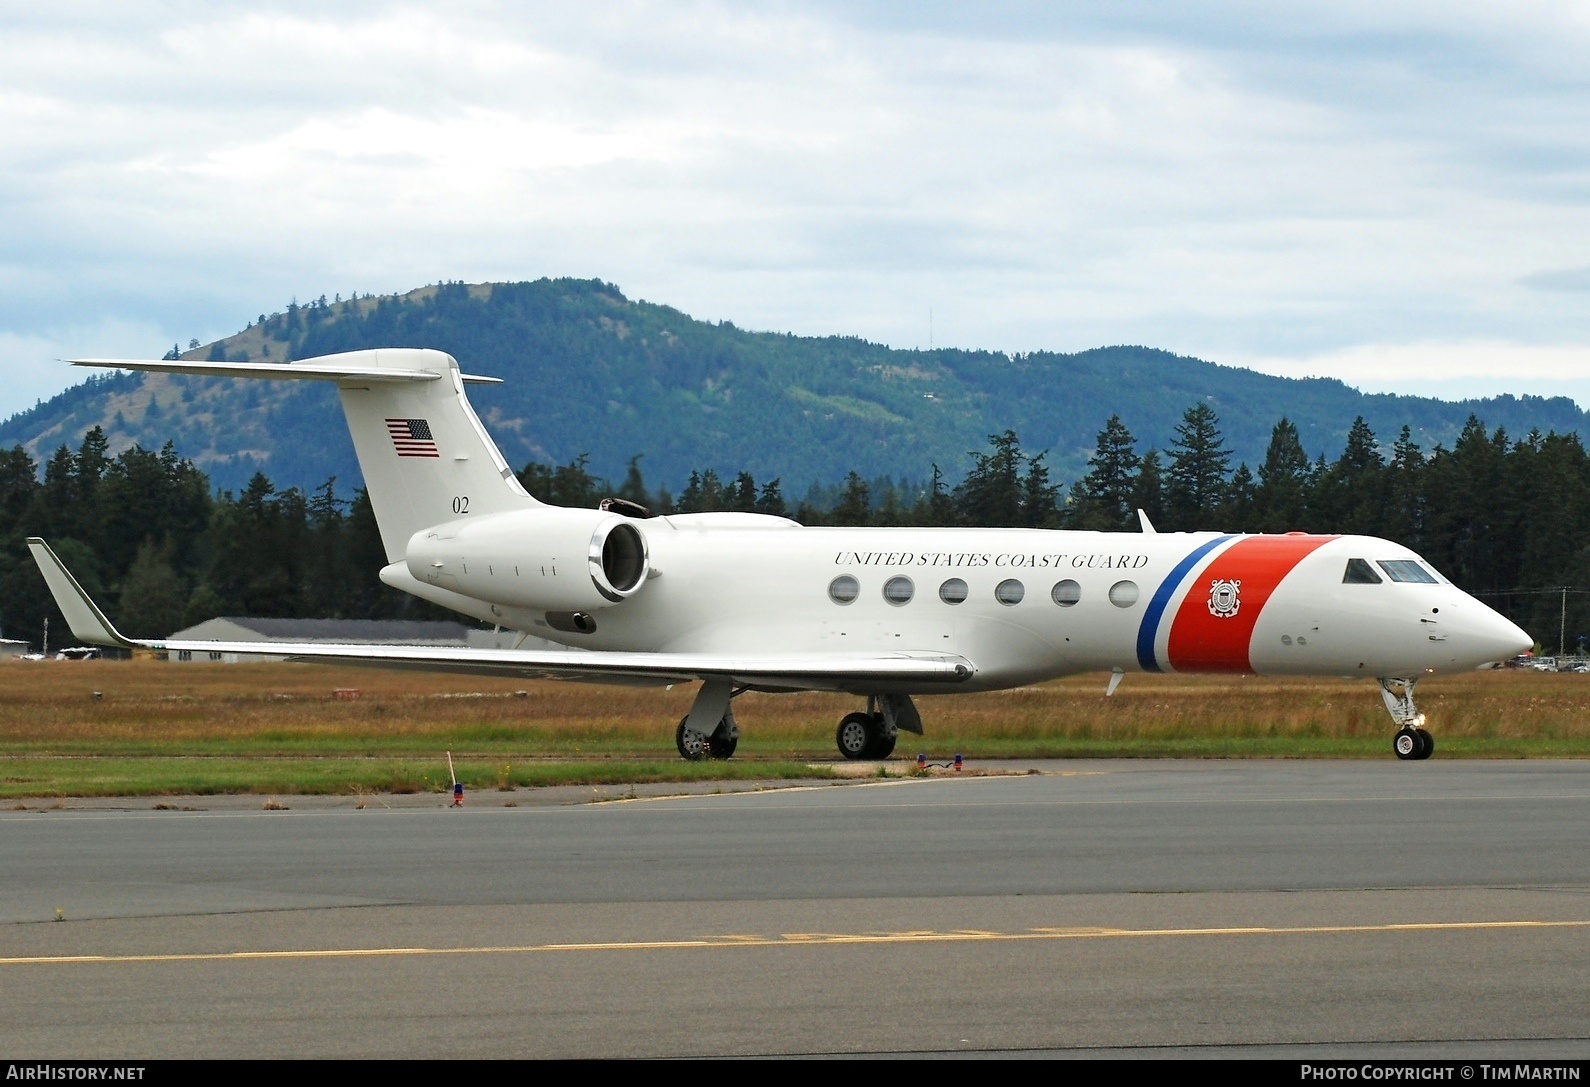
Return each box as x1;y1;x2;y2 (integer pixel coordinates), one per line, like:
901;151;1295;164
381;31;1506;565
4;661;1589;798
0;757;837;800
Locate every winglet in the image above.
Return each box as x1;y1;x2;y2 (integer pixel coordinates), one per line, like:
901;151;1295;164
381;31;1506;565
1137;509;1156;534
25;538;140;649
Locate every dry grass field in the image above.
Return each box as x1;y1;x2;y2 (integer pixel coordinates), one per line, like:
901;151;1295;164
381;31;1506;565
1;658;1587;797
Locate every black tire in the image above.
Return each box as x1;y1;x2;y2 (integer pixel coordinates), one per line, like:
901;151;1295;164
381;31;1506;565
871;731;897;760
1415;728;1434;760
1394;727;1420;760
675;717;708;761
836;712;873;760
709;720;738;760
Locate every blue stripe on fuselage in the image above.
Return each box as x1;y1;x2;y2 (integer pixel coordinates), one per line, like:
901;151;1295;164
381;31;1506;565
1135;535;1234;672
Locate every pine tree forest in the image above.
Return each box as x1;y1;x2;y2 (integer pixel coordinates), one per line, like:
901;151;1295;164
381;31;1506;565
3;403;1589;654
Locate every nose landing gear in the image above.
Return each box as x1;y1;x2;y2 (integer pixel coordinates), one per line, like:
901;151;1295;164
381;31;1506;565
834;694;921;760
1379;677;1434;761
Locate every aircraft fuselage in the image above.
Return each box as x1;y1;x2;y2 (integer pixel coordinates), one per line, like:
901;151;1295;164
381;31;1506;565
389;518;1530;693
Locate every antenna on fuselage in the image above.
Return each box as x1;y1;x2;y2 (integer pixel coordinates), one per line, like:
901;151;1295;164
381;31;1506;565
1137;509;1156;534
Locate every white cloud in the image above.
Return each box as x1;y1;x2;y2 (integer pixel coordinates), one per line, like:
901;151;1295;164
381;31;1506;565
0;319;173;419
1241;342;1590;408
1;3;1589;418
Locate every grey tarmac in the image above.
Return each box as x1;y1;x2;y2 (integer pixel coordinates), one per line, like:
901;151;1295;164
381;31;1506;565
1;759;1587;1059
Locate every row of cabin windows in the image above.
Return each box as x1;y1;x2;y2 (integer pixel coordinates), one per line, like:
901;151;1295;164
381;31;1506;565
1343;558;1439;585
829;575;1140;609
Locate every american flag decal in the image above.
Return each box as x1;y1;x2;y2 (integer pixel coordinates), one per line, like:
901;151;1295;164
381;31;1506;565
386;418;439;458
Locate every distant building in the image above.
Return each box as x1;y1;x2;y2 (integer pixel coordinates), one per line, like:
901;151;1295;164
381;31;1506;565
165;617;559;662
0;639;29;660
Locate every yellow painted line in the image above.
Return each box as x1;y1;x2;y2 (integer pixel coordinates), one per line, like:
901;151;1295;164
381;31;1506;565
2;918;1587;967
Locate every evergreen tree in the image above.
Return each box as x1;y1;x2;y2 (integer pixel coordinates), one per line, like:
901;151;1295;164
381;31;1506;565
549;453;600;508
1253;418;1311;532
117;537;185;637
1316;417;1384;535
1381;426;1426;547
1070;415;1139;530
872;477;905;526
1020;451;1061;529
729;472;759;513
954;431;1024;526
677;469;725;513
832;471;871;526
918;463;955;526
1424;417;1512;594
1164;404;1231;529
1220;463;1257;529
616;456;650;507
0;445;39;533
754;478;787;517
1133;449;1164;530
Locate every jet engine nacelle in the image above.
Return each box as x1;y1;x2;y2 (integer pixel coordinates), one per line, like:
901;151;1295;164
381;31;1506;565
405;507;649;613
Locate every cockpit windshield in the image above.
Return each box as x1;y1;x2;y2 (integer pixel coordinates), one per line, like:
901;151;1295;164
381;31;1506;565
1377;559;1438;584
1343;558;1382;584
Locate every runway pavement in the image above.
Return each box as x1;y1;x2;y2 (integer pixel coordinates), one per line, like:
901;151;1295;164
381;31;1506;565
1;760;1587;1058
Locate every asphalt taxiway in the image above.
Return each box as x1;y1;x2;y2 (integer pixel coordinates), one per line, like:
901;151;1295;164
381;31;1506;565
1;760;1587;1058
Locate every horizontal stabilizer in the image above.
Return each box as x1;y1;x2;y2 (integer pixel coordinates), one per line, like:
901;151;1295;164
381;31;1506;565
69;357;502;385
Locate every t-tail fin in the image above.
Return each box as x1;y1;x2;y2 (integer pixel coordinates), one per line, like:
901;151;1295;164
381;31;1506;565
70;349;538;562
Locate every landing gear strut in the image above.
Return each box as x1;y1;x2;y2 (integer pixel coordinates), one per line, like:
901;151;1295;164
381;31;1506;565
834;694;921;760
1379;677;1434;761
676;711;737;760
676;680;741;761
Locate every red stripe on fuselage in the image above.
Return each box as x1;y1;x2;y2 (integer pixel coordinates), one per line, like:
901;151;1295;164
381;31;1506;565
1166;535;1335;673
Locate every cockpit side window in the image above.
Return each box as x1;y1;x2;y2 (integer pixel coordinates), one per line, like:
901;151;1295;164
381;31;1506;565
1377;559;1438;584
1343;558;1382;584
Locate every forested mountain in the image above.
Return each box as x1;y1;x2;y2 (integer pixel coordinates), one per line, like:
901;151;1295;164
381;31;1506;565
1;278;1583;495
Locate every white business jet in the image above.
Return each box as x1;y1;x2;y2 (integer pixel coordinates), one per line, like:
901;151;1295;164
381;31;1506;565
29;349;1531;762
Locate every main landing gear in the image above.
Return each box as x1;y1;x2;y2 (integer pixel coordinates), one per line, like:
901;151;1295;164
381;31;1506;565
672;684;925;763
676;710;737;760
675;679;741;761
835;694;922;761
1379;677;1434;761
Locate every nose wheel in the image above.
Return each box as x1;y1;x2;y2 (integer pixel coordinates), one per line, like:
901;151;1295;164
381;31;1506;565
1380;678;1434;761
1393;726;1434;761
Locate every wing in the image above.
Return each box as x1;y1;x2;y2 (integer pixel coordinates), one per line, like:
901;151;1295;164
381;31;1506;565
69;357;503;385
26;538;974;691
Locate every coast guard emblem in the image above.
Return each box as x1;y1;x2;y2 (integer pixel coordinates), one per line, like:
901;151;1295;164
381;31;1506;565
1207;578;1241;618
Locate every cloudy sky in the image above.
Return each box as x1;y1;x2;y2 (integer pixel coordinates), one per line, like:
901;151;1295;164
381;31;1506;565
2;1;1588;418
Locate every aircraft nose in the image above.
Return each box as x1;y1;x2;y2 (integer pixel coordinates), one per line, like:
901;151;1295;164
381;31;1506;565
1472;607;1533;665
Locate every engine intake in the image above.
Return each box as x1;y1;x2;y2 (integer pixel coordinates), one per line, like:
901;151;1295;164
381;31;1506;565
593;520;647;599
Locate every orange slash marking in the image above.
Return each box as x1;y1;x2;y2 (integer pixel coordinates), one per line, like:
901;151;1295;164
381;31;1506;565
1167;534;1334;673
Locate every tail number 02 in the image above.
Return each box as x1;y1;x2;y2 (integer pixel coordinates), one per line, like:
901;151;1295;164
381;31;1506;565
452;496;470;515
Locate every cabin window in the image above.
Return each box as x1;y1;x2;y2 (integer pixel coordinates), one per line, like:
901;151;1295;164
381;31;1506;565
1108;580;1139;608
995;579;1025;606
1343;558;1382;584
1051;579;1081;607
883;576;915;606
1377;559;1438;584
939;578;968;604
828;575;860;604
